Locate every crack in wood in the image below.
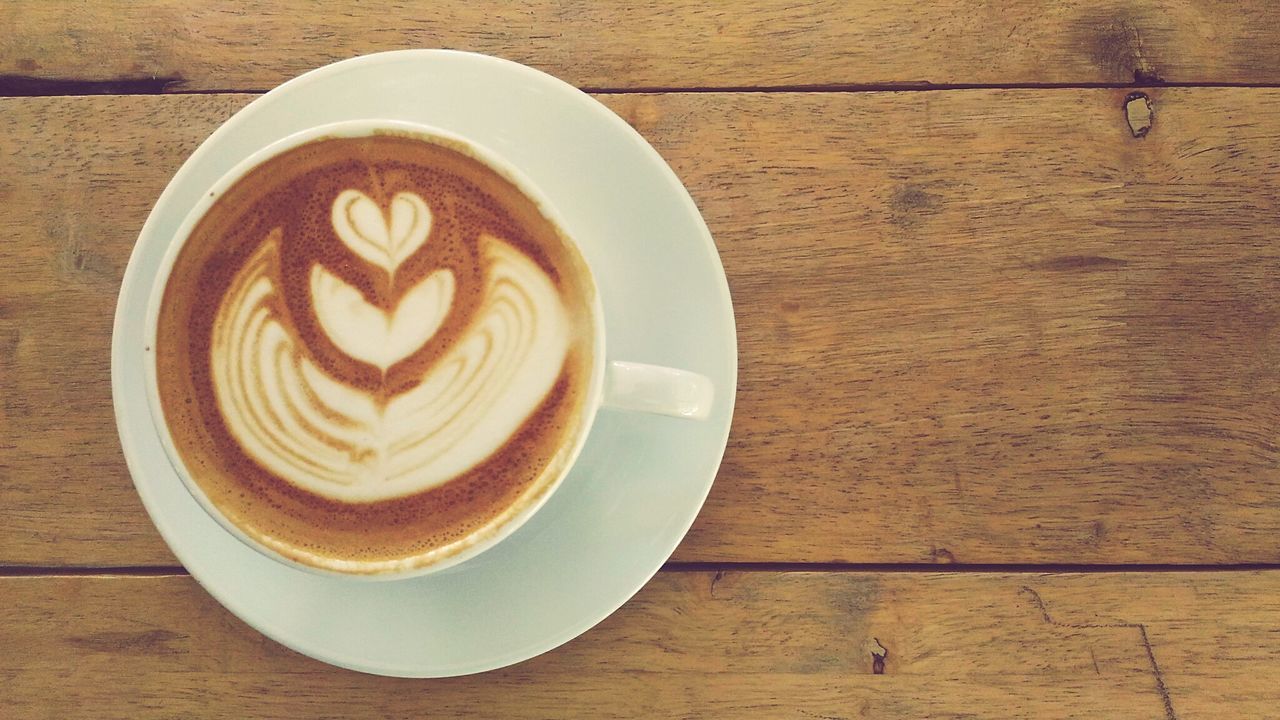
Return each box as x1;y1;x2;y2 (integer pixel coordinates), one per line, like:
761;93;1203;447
1020;586;1178;720
0;74;185;96
1136;624;1178;720
870;637;888;674
709;569;726;598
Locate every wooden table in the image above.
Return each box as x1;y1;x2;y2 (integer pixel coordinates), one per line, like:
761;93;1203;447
3;3;1279;717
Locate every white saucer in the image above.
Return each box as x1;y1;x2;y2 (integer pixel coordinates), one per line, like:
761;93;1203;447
111;50;736;677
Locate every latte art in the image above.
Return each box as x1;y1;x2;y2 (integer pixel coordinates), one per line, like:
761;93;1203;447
309;261;455;372
153;134;596;570
210;191;570;502
332;189;433;275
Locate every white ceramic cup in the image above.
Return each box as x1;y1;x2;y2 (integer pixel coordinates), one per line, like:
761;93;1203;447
142;119;714;580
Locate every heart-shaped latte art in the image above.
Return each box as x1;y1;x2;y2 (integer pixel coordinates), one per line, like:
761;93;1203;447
332;189;432;276
310;264;455;371
208;187;572;503
212;233;569;502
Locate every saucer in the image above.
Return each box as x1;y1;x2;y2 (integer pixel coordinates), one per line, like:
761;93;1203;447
111;50;736;677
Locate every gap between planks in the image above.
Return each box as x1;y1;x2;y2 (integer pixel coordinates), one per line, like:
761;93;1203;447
3;562;1280;578
4;75;1280;97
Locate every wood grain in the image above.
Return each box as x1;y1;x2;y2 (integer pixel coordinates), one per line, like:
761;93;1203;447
3;1;1280;91
3;89;1280;566
4;570;1278;718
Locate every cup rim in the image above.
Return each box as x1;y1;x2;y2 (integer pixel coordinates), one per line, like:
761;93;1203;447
141;119;607;580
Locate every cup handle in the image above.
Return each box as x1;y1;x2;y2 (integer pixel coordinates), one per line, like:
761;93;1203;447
602;360;714;420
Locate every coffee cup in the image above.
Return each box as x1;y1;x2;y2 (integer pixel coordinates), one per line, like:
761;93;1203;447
143;119;714;579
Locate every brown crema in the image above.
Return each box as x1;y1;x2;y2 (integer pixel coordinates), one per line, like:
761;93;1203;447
154;133;596;571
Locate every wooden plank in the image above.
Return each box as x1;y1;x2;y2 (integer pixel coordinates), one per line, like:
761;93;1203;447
3;89;1280;566
3;571;1278;717
3;1;1280;91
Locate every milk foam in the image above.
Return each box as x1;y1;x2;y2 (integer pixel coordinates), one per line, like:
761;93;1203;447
310;264;455;371
209;190;570;503
332;189;432;274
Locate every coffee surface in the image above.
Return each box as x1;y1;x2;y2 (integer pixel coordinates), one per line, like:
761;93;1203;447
155;133;596;571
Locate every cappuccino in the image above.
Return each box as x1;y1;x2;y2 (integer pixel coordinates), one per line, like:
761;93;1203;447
154;132;597;571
